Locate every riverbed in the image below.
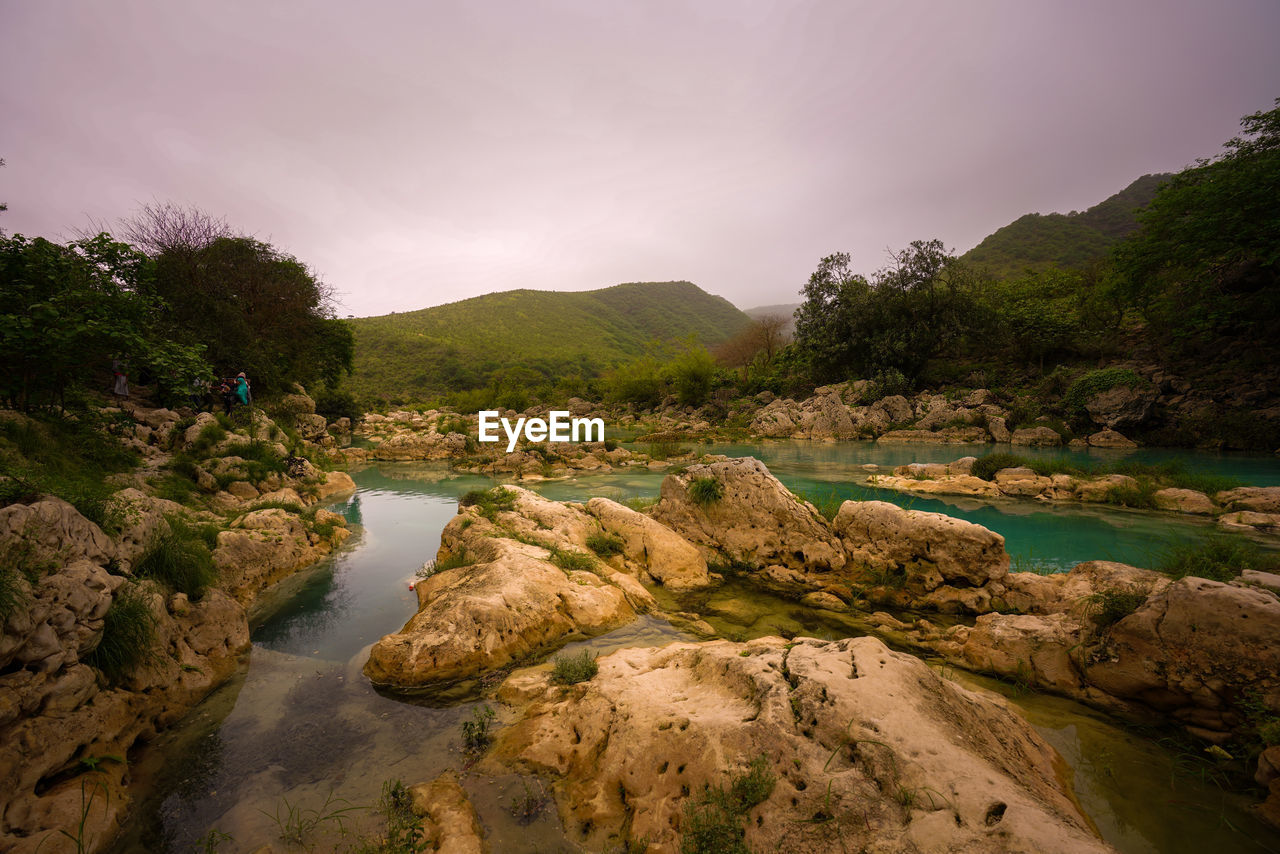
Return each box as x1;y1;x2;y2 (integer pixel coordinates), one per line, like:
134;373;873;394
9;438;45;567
110;442;1280;853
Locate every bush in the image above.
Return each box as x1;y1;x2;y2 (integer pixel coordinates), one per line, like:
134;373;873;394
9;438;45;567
86;584;157;684
313;387;363;423
133;517;220;600
864;367;912;401
1086;587;1149;630
586;532;625;557
1061;368;1144;416
971;453;1030;481
459;486;517;518
1158;535;1280;582
680;755;775;854
550;649;599;684
688;477;724;506
551;549;598;572
1104;479;1158;509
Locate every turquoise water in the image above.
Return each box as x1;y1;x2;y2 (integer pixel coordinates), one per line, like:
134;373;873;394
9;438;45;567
111;447;1280;854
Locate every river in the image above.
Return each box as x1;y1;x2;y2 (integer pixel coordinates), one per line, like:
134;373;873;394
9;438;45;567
109;441;1280;853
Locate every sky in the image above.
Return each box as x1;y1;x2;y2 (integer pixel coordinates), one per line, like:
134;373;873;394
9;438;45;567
2;1;1278;318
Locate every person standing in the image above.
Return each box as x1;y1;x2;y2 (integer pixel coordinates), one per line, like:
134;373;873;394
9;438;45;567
111;357;129;399
235;372;252;406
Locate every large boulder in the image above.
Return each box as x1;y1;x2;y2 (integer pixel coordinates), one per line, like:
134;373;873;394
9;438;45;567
832;500;1009;594
650;457;845;573
363;534;635;692
1217;486;1280;514
1085;384;1158;429
0;497;115;567
749;398;800;438
585;498;711;592
213;508;346;603
407;772;489;854
1151;488;1215;515
1010;427;1062;447
492;636;1112;854
1000;561;1169;616
799;394;857;440
1087;428;1137;449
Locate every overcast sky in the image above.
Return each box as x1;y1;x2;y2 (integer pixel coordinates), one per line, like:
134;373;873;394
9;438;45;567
2;1;1278;317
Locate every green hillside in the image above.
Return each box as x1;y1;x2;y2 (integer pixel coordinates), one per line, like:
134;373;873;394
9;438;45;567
348;281;751;406
961;173;1169;278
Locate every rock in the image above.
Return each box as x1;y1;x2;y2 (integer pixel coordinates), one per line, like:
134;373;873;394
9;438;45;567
749;399;800;438
180;412;219;450
312;470;357;502
800;591;846;611
650;457;845;573
278;392;317;415
1087;578;1280;720
225;480;260;501
870;474;1000;498
1240;570;1280;596
1001;562;1170;616
1217;486;1280;514
988;416;1011;443
213;509;337;603
1010;426;1062;447
994;467;1051;497
0;497;115;567
878;427;989;443
132;407;180;430
408;772;489;854
947;456;976;475
585;498;710;592
832;500;1009;588
294;413;329;441
1087;428;1137;449
492;637;1111;853
1152;488;1215;515
800;394;857;440
960;613;1086;695
872;394;914;424
1074;475;1138;502
1217;510;1280;534
107;488;184;568
1085;384;1158;429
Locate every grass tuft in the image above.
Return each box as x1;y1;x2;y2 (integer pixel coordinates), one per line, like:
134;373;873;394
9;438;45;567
1157;535;1280;582
586;531;625;557
688;476;724;507
550;649;599;684
133;516;219;600
85;584;158;684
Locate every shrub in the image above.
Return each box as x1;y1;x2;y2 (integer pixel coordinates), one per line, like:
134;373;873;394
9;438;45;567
680;755;775;854
586;532;625;557
459;486;517;519
550;649;599;684
688;477;724;506
133;517;220;600
551;549;598;572
1061;368;1144;416
0;563;30;622
1104;479;1158;509
220;440;287;482
86;584;157;684
971;453;1031;481
461;704;496;754
1158;535;1280;582
1086;587;1149;630
864;368;912;402
313;387;363;423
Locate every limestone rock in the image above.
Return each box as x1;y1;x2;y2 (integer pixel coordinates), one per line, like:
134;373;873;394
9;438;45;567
832;500;1009;588
312;470;357;502
106;488;183;568
1217;486;1280;514
408;771;489;854
585;498;710;592
1152;488;1215;515
213;508;338;603
960;613;1086;695
493;637;1111;853
988;416;1011;443
650;457;845;573
1087;428;1138;449
0;497;115;567
1001;562;1169;616
749;399;799;438
1085;384;1158;429
994;467;1051;497
1010;426;1062;447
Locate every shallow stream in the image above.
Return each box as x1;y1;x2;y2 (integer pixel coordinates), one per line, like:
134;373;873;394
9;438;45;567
110;442;1280;853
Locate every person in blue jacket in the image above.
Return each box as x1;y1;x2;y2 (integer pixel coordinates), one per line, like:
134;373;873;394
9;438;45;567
235;372;252;406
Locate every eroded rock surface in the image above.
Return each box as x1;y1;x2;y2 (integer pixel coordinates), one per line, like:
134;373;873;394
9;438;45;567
492;636;1112;854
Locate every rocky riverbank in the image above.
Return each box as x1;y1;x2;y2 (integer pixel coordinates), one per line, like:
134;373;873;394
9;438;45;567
0;397;357;854
363;455;1280;847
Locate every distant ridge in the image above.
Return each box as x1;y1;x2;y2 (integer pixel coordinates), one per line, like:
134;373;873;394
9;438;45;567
348;281;751;405
961;173;1170;278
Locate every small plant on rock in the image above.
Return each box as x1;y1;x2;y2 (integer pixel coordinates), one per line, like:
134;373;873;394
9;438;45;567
551;649;599;685
586;531;625;557
688;477;724;507
461;704;497;755
1086;586;1149;630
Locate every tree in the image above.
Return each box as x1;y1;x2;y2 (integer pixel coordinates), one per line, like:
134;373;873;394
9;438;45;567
1114;98;1280;353
793;253;871;382
713;314;789;382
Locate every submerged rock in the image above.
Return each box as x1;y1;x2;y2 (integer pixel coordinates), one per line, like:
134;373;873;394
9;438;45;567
492;636;1112;853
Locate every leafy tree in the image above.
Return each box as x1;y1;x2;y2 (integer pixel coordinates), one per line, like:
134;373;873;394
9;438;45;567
666;340;718;407
793;252;871;382
146;235;353;394
0;233;207;409
1114;98;1280;353
988;268;1086;372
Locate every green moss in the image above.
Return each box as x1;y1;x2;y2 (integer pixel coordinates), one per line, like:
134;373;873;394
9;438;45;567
459;486;518;519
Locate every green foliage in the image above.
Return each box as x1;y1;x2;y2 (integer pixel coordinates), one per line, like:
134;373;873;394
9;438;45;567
348;281;750;407
1114;99;1280;357
667;341;718;407
312;386;363;423
1086;587;1149;630
646;441;689;461
459;486;517;519
85;584;157;684
367;779;427;854
133;516;220;600
259;789;362;847
1104;479;1158;509
687;476;724;506
586;532;625;557
431;548;475;575
623;496;659;512
794;241;990;383
864;367;912;401
550;549;598;573
0;560;32;622
1157;535;1280;583
793;490;843;521
218;440;287;482
0;232;209;410
550;649;599;684
680;755;775;854
461;704;497;754
1061;368;1144;416
0;413;138;530
971;453;1030;481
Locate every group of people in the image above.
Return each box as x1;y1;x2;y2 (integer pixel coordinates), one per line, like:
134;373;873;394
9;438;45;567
188;372;253;415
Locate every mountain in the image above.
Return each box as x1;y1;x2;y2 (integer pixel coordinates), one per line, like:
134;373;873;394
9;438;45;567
348;281;752;405
744;302;801;336
961;173;1170;279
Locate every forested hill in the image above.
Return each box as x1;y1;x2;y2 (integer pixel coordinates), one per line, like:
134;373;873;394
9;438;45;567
961;173;1170;278
348;281;751;406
